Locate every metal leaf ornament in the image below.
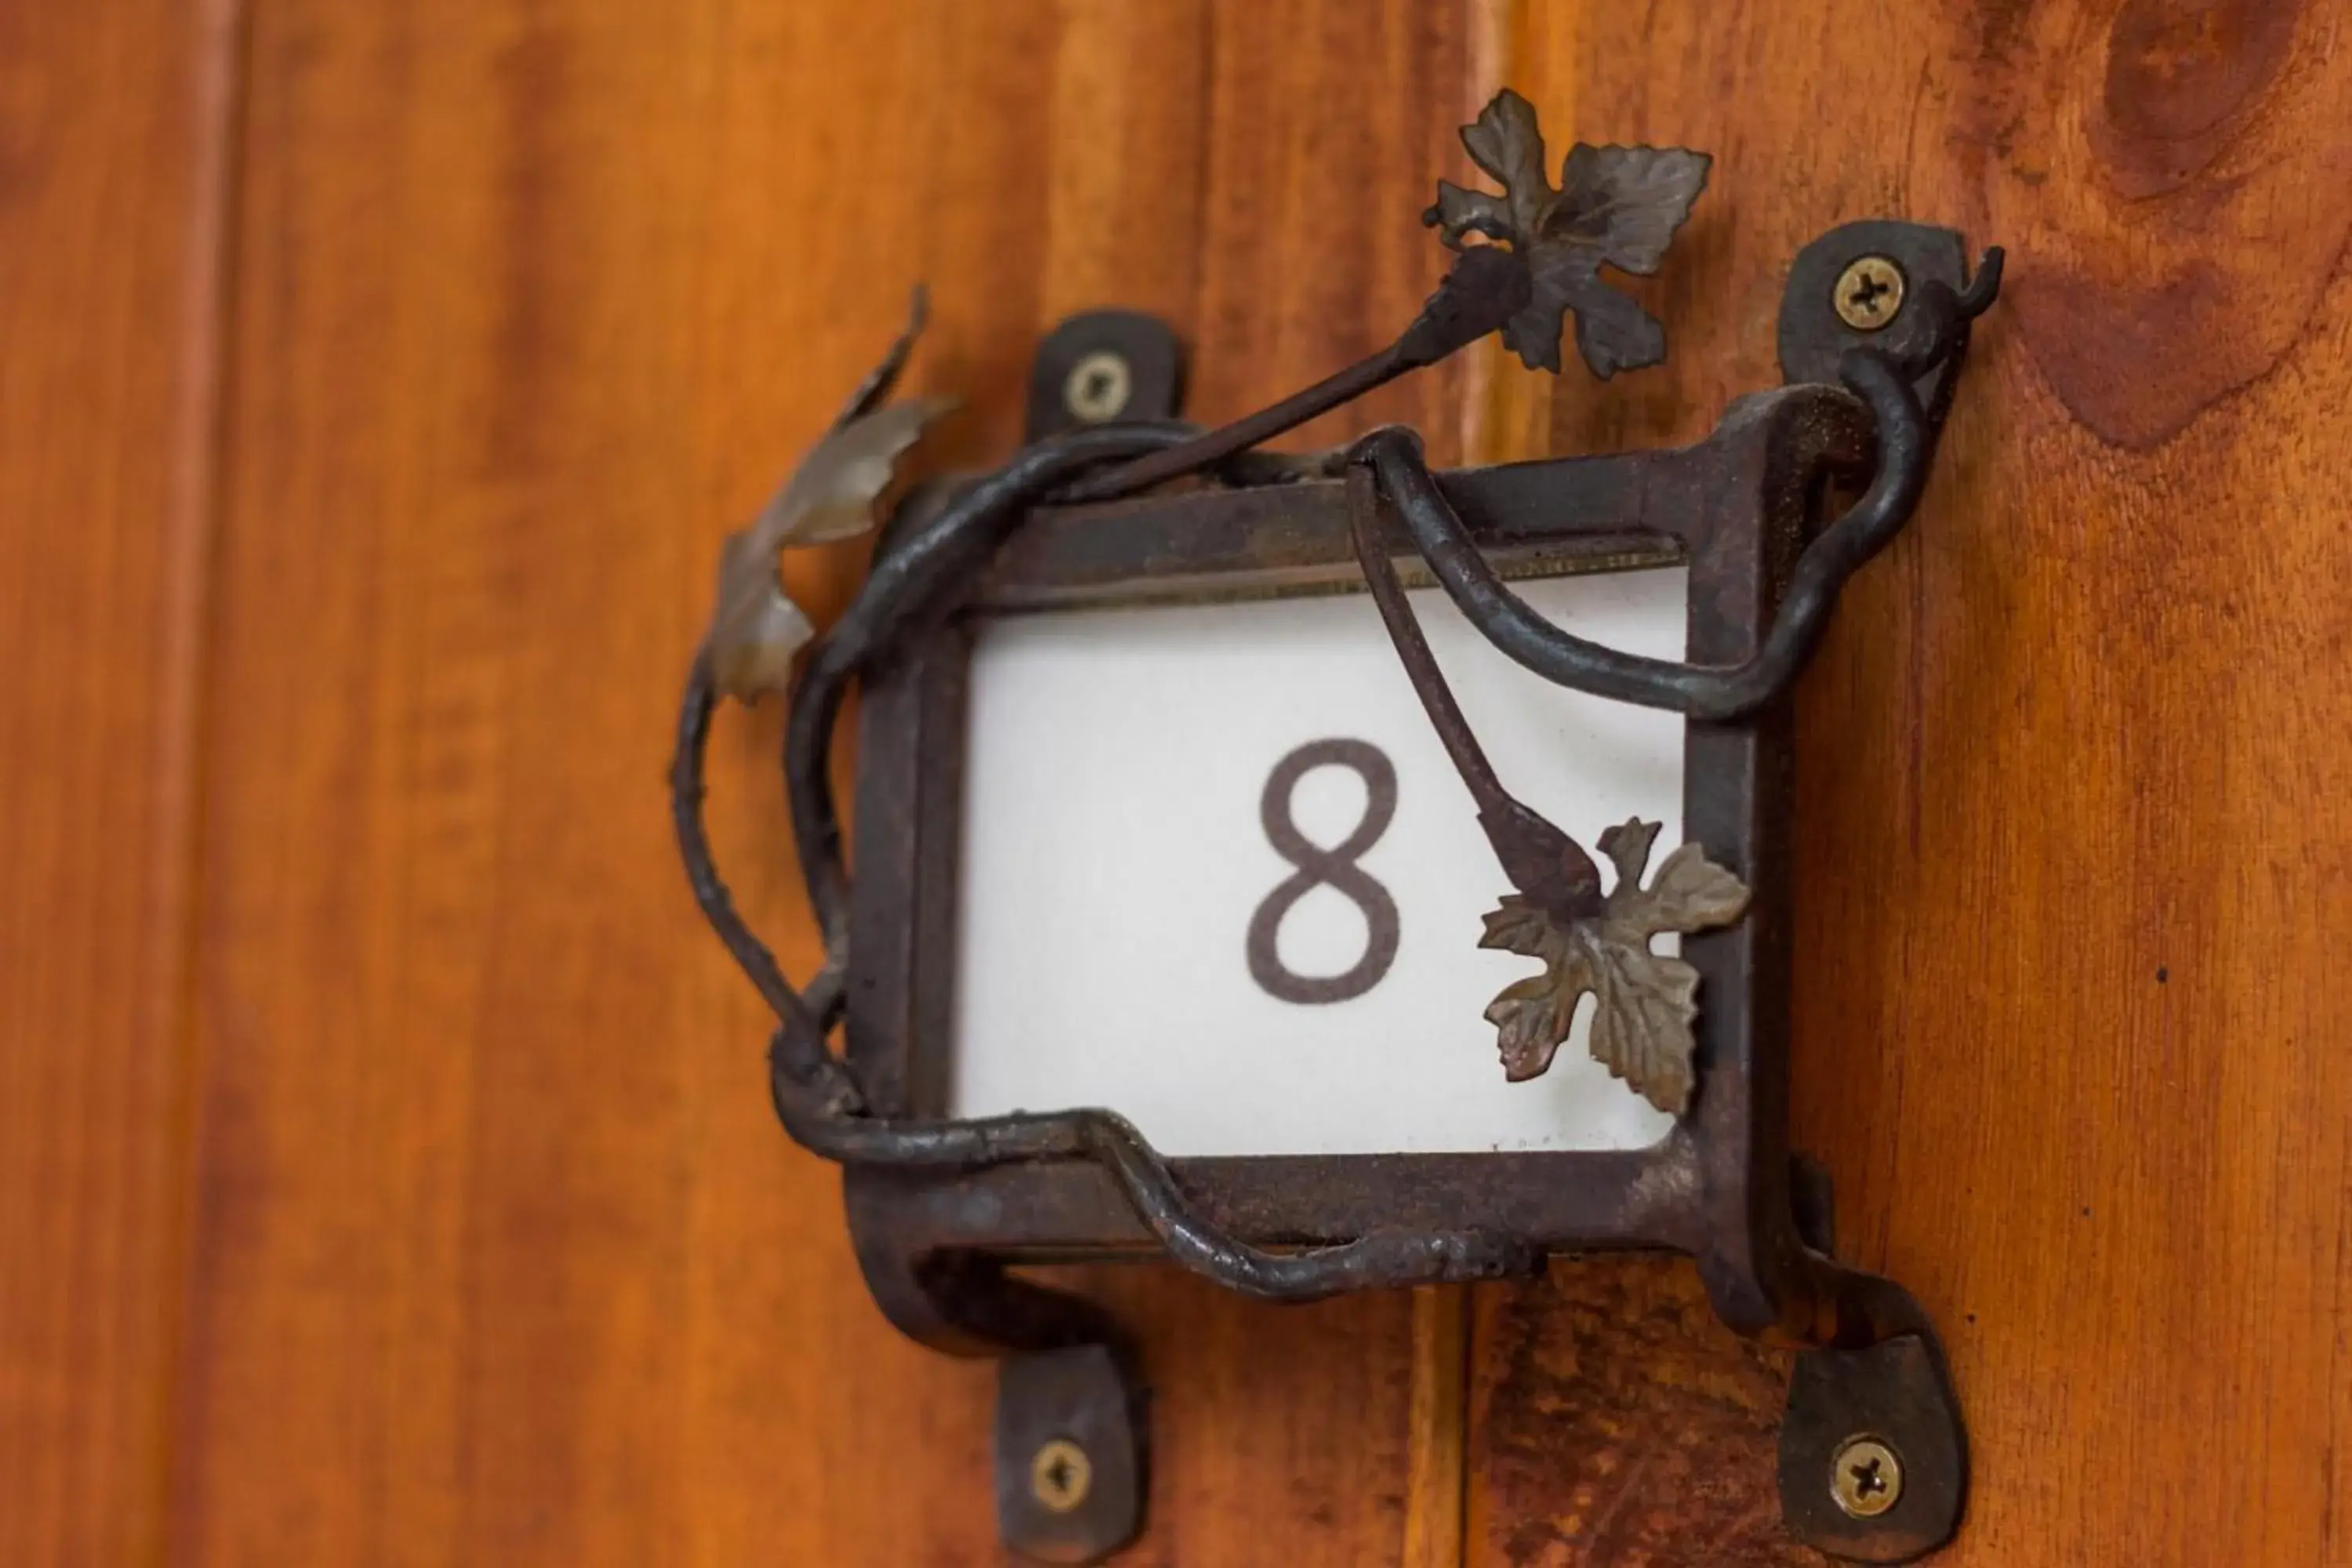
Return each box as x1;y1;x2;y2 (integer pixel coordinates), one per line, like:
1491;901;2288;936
1478;818;1750;1116
700;292;953;703
1424;89;1710;378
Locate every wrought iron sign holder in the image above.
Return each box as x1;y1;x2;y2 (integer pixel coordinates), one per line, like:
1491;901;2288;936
673;90;2002;1566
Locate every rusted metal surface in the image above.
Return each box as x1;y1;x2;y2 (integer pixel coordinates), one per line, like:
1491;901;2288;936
1025;310;1184;443
1341;452;1754;1113
1779;220;1975;421
982;448;1679;613
672;367;1970;1328
1051;242;1532;506
1342;461;1612;928
673;125;1745;1316
674;374;1991;1335
833;380;1883;1343
1352;249;2000;724
1780;1336;1968;1563
995;1345;1147;1565
1316;256;1995;1127
1474;818;1751;1115
1423;89;1711;376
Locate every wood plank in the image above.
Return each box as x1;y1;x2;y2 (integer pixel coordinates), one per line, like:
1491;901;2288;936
1406;1285;1474;1568
1468;3;2352;1563
1468;1258;1805;1564
176;1;1482;1563
0;2;238;1563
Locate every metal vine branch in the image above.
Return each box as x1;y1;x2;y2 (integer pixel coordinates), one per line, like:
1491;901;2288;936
673;88;2004;1309
1480;820;1751;1113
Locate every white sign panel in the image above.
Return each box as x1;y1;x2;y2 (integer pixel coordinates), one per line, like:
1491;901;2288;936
950;568;1689;1157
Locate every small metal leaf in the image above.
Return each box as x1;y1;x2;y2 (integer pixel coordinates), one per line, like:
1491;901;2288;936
1486;970;1584;1081
1424;89;1710;378
1552;143;1711;274
1581;931;1704;1113
1456;89;1549;235
1479;893;1563;962
704;544;818;702
700;393;954;704
753;396;956;551
1623;840;1751;941
1478;819;1750;1114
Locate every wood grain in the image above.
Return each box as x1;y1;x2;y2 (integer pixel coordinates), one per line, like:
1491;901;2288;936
1468;1258;1806;1567
1468;3;2352;1564
171;2;1483;1564
1406;1285;1474;1568
18;2;2352;1564
0;3;238;1563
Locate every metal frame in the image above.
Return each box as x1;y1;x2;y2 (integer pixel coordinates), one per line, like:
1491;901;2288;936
842;383;1893;1347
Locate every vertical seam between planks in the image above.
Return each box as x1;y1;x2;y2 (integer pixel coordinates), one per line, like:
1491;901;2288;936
1457;0;1512;467
152;0;253;1559
1186;0;1218;370
1453;5;1519;1564
1403;1284;1471;1568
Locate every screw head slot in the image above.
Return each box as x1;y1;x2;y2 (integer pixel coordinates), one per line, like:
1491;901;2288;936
1830;1435;1904;1519
1833;256;1906;332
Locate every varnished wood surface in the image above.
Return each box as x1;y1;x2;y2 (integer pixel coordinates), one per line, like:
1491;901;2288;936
169;2;1480;1565
1469;4;2352;1565
1469;1259;1806;1566
0;3;237;1563
7;2;2352;1566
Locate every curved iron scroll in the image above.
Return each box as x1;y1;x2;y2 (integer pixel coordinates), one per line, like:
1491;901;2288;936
1346;257;2001;723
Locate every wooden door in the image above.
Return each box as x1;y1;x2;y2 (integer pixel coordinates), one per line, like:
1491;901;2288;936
6;2;2348;1565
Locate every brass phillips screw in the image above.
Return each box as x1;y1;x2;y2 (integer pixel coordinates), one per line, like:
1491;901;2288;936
1030;1437;1094;1514
1833;256;1905;332
1830;1436;1904;1519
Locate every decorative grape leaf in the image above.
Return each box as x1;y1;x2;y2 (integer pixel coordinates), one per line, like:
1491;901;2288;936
699;296;953;703
1477;817;1750;1116
1424;89;1711;379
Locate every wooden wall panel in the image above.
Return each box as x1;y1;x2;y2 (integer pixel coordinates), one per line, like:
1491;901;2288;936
174;2;1483;1564
16;2;2350;1565
0;3;237;1563
1468;1258;1807;1566
1467;4;2352;1564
